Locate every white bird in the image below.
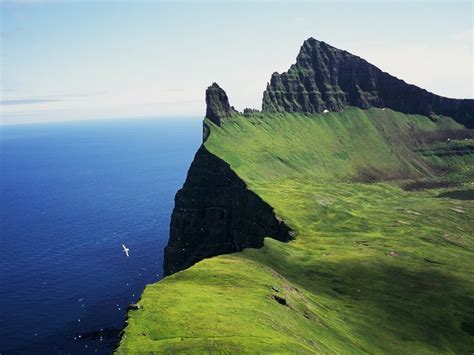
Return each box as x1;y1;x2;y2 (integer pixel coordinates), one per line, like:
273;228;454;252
122;244;130;257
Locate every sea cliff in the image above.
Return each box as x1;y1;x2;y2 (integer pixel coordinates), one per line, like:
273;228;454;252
117;38;474;353
164;145;294;275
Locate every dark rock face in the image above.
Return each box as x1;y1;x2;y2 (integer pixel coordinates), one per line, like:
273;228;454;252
205;83;236;126
263;38;474;128
164;145;294;276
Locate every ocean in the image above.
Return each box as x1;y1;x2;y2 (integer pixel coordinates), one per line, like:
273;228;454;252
0;118;202;354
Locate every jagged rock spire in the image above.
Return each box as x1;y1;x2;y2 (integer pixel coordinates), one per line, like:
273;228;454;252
205;83;235;126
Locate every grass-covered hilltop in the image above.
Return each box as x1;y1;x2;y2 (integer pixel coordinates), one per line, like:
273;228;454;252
117;38;474;353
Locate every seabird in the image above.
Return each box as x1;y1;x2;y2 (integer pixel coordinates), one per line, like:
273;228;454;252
122;244;130;257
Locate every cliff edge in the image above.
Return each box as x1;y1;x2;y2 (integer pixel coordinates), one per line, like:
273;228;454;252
164;85;294;275
165;37;474;276
118;37;474;354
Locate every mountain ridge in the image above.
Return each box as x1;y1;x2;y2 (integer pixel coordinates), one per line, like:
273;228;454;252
117;37;474;354
261;37;474;128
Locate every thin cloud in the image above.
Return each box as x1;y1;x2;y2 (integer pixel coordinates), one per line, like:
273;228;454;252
41;91;107;98
453;28;473;43
0;98;62;105
161;89;185;94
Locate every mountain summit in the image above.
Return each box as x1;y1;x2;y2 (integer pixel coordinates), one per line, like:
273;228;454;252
262;37;473;127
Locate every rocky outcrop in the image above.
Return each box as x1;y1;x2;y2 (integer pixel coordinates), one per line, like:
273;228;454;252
203;83;238;141
205;83;237;126
164;145;294;275
263;38;474;128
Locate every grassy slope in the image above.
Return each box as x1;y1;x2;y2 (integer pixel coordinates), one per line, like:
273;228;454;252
118;108;473;353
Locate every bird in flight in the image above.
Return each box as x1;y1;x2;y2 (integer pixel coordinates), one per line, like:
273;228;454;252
122;244;130;257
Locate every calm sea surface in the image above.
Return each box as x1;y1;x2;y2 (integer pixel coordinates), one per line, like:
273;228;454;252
0;118;201;354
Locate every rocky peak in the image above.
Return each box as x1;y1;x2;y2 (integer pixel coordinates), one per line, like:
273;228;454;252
262;37;474;128
205;83;236;126
296;37;342;63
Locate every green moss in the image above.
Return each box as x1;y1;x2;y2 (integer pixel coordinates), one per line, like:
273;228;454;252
117;108;473;353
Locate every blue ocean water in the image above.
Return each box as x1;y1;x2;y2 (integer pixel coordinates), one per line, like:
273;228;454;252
0;118;201;354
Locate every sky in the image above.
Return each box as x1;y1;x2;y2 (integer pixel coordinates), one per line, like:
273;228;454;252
0;0;473;125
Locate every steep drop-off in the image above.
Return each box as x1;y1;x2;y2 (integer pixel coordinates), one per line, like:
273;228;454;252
165;83;294;275
118;107;473;353
117;38;474;353
263;38;474;128
164;145;294;275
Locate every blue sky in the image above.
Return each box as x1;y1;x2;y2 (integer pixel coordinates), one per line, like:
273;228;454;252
1;1;472;124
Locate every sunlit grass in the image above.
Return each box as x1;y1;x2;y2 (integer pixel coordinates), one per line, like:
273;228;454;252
118;108;473;353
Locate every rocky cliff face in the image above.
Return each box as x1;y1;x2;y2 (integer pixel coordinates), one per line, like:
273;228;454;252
263;38;474;128
203;83;237;141
164;37;473;276
205;83;236;126
164;145;294;275
166;84;293;276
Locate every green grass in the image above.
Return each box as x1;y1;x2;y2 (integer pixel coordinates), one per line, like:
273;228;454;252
205;108;465;183
117;108;473;353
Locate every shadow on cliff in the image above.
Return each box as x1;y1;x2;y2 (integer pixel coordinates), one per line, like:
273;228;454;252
164;145;295;276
